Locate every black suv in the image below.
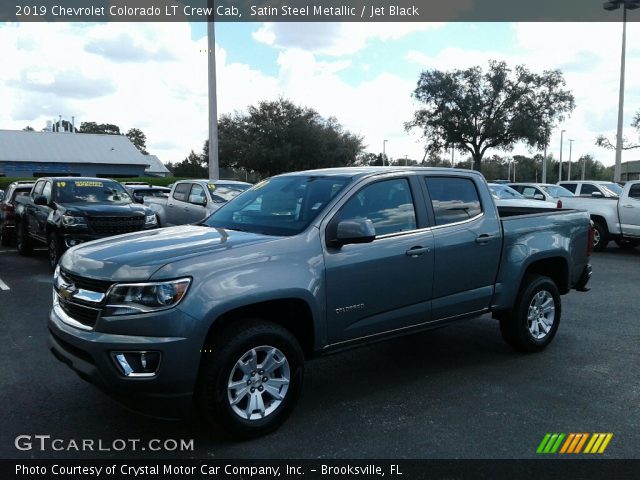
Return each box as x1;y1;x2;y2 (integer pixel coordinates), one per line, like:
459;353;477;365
14;177;158;269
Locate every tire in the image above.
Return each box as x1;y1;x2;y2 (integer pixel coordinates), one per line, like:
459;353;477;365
16;222;33;256
0;224;12;246
615;239;639;250
47;232;63;271
499;274;561;353
196;320;304;439
592;221;609;252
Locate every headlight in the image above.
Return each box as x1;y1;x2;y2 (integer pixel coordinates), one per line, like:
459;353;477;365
104;278;191;316
145;214;157;225
62;214;87;226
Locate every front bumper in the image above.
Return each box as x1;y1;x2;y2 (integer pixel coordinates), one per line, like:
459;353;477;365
48;305;200;419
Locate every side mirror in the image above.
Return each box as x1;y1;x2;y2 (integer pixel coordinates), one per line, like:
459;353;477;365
195;197;207;206
533;194;544;200
591;191;604;198
329;218;376;247
34;195;48;206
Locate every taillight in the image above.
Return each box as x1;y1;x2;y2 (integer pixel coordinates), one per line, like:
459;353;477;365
557;199;562;208
587;222;594;256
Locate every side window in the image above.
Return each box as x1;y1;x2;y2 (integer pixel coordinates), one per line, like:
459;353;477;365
562;183;577;193
425;177;482;226
629;184;640;199
520;187;537;198
41;181;52;200
339;178;417;236
580;183;599;196
31;181;44;198
172;183;190;202
188;184;206;205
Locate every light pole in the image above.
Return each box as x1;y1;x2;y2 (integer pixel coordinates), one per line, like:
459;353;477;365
558;129;566;182
568;139;574;180
383;139;388;166
582;155;587;180
542;135;549;183
207;17;219;180
604;0;640;182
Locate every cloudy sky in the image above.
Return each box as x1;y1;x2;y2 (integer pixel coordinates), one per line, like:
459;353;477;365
2;21;640;167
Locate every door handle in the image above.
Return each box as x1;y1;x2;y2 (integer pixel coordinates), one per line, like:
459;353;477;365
405;246;430;256
475;234;497;244
623;204;634;208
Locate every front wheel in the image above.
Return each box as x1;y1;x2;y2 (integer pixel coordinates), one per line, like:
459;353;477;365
47;233;63;271
196;320;304;439
499;274;561;353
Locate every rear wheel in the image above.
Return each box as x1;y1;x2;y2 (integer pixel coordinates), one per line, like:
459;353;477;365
0;224;12;246
592;221;609;252
500;274;561;353
197;320;304;439
16;223;33;256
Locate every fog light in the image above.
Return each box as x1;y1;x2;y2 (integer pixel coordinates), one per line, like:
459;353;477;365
112;351;161;377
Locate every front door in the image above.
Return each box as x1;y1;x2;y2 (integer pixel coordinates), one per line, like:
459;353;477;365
620;183;640;237
324;176;434;344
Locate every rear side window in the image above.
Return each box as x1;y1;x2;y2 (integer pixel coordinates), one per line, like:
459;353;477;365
629;184;640;199
173;183;190;202
562;183;577;193
425;177;482;226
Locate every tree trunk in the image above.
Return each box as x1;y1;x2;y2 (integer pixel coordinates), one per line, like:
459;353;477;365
472;153;482;172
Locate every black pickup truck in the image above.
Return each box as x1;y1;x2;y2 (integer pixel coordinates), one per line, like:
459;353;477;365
15;177;158;270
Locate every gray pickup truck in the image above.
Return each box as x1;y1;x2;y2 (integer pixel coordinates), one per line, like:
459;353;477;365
48;167;592;438
144;179;250;226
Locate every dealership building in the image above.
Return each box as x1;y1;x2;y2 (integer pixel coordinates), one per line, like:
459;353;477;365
621;161;640;181
0;129;168;178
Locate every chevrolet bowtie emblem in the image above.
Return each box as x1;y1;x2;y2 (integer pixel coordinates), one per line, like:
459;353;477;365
59;284;77;300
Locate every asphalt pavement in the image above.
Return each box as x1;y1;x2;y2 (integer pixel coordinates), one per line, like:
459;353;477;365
0;244;638;459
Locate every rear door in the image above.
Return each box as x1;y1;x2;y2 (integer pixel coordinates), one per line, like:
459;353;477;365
324;174;434;343
423;175;502;320
619;183;640;237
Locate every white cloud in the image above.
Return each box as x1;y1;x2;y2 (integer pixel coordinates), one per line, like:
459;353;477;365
253;22;444;56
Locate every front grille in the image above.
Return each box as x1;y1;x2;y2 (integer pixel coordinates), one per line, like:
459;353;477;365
59;299;100;328
88;215;145;235
60;269;112;293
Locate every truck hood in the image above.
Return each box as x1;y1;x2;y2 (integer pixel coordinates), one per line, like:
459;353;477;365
60;225;278;281
56;202;149;216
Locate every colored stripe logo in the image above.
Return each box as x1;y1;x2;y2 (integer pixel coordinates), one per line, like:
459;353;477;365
537;433;613;454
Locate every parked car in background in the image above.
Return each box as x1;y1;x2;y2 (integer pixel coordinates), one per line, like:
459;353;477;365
124;185;171;204
509;183;574;208
558;181;623;198
145;179;251;226
14;177;158;269
0;181;35;246
49;167;592;438
0;189;4;202
488;183;558;209
555;180;640;251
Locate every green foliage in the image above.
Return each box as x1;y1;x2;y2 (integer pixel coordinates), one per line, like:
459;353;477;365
172;151;208;178
407;60;575;171
78;122;121;135
126;128;148;155
216;98;364;177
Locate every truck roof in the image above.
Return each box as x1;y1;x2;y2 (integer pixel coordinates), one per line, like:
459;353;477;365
275;166;484;180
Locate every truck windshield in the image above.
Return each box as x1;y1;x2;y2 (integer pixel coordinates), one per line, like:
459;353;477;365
53;180;132;203
599;182;623;197
208;183;250;203
205;175;350;236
